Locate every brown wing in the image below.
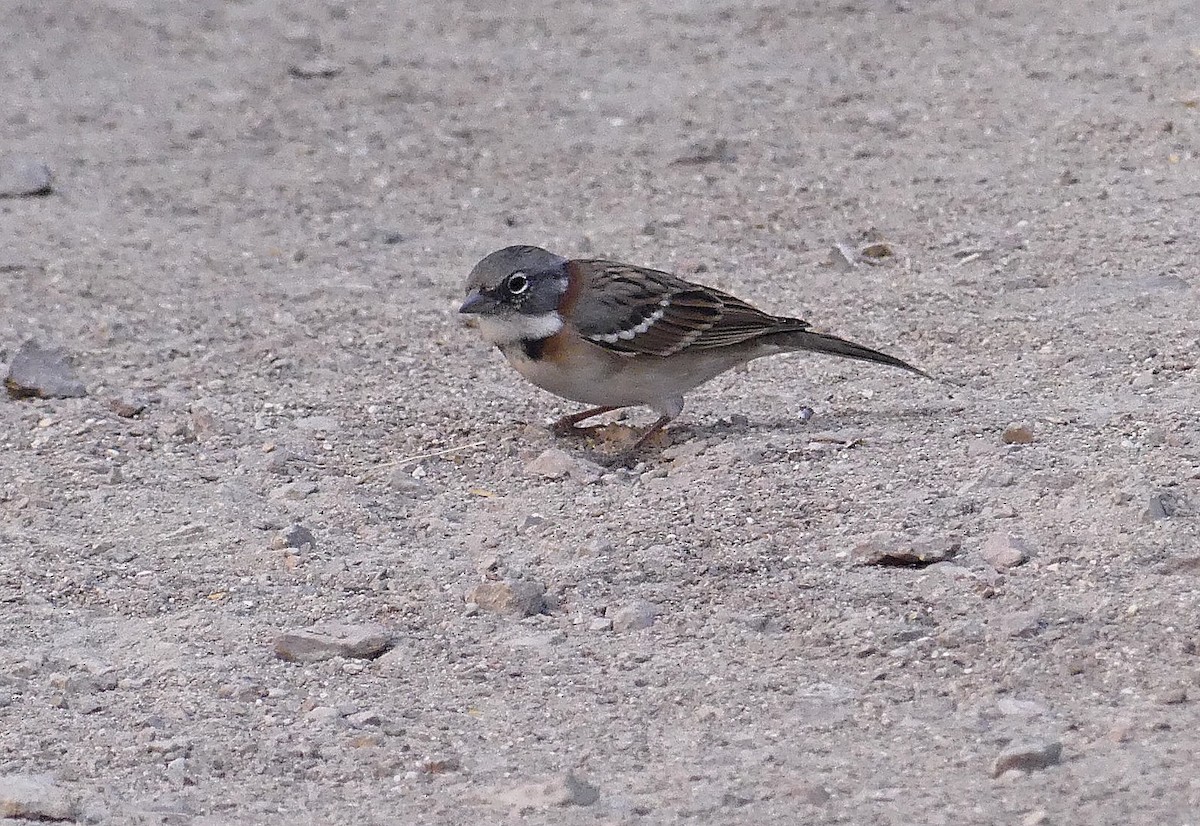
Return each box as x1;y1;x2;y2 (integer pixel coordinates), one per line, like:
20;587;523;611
566;260;809;357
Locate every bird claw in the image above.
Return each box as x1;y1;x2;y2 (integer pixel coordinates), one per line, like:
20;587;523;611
549;419;585;438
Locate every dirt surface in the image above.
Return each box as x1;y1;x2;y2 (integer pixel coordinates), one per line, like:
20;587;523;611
2;1;1199;823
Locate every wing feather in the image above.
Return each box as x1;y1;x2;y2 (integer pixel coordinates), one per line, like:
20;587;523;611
567;260;807;356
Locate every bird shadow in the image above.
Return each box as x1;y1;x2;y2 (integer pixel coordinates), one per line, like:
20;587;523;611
671;403;961;441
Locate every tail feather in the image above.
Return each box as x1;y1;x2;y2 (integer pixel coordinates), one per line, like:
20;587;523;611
767;328;930;379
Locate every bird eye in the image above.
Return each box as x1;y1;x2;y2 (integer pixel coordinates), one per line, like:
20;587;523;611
506;272;529;295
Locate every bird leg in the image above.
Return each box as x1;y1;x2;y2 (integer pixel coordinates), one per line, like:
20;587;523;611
598;414;674;468
549;405;622;437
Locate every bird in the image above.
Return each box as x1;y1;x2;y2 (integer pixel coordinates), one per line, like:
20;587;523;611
459;245;929;464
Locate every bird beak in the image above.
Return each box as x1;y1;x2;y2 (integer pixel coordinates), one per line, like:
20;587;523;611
458;291;495;314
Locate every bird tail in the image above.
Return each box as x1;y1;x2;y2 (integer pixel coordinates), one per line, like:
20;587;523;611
766;328;930;379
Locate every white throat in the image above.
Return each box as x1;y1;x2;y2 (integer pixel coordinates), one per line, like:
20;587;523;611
475;311;563;346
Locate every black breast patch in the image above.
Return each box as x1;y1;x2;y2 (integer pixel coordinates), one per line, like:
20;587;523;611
520;337;548;360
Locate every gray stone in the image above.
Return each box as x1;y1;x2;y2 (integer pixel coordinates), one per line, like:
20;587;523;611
420;755;462;774
610;600;658;632
388;472;432;497
288;57;343;78
270;480;318;500
853;537;958;567
466;580;546;617
69;694;103;714
1143;490;1186;522
4;341;86;399
494;771;600;810
164;757;189;784
1155;686;1188;705
980;533;1031;569
997;609;1045;639
306;705;342;724
996;697;1048;717
672;138;737;166
991;740;1062;778
0;156;53;198
347;709;383;727
293;415;340;432
217;681;266;702
524;448;601;482
828;242;859;272
107;395;147;418
278;524;316;550
0;774;75;820
273;623;392;662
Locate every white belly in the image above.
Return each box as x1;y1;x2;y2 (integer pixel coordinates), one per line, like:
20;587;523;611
499;338;763;417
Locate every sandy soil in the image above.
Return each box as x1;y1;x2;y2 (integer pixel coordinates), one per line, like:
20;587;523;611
2;1;1198;823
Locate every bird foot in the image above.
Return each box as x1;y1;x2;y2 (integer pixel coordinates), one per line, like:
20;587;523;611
549;419;588;439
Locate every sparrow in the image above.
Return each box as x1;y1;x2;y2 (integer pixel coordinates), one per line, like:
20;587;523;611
459;245;928;463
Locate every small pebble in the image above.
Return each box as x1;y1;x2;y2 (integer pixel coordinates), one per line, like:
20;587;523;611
107;396;147;418
524;448;601;482
860;241;894;259
288;57;342;78
270;480;317;500
5;340;86;399
1142;491;1183;523
980;533;1030;569
306;706;342;725
991;740;1062;778
420;755;461;774
466;580;546;617
273;623;392;663
1001;424;1035;445
997;609;1045;639
69;695;103;714
0;773;75;820
276;524;316;550
0;156;53;198
853;537;958;567
996;697;1048;717
609;600;658;632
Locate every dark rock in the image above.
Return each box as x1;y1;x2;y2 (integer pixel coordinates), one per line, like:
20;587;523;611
1001;424;1035;445
278;524;316;550
991;740;1063;777
860;241;894;259
5;341;86;399
107;396;147;418
1143;490;1186;522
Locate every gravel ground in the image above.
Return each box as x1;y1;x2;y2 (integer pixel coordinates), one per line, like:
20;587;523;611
2;1;1198;823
